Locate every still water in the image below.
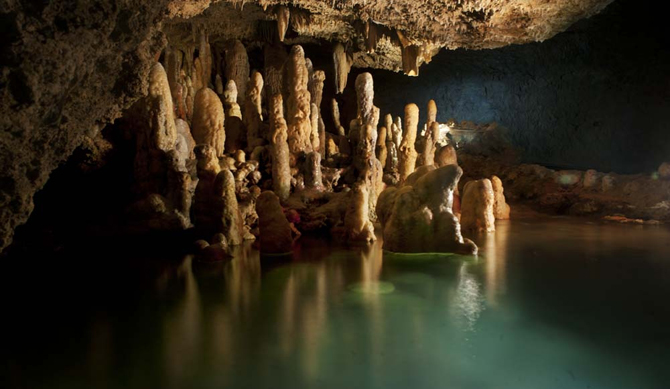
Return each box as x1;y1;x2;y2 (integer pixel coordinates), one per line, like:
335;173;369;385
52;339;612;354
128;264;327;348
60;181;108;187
3;218;670;388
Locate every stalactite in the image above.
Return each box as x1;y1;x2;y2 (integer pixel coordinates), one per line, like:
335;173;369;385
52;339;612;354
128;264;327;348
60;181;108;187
402;45;420;76
276;5;290;42
192;87;225;157
398;103;419;183
225;40;249;108
333;42;352;94
244;71;264;151
270;94;291;201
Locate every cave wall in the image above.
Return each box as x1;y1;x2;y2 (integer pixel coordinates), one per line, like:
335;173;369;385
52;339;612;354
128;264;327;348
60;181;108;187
0;1;173;253
362;0;670;174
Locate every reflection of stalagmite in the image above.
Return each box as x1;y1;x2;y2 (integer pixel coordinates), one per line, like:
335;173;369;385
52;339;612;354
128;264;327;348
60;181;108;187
491;176;511;220
286;45;313;159
419;121;439;167
377;165;477;254
333;42;351;94
276;5;290;42
270;94;291;201
225;40;249;108
192;87;225;156
223;80;245;153
344;182;376;244
398;103;419;183
244;71;264;150
256;191;294;254
461;178;496;232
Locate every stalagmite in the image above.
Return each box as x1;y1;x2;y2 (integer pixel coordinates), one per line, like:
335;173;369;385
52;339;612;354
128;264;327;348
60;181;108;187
185;76;195;122
343;182;376;244
398;103;419;183
393;116;403;148
215;74;224;95
435;144;458;167
332;98;346;136
214;167;245;245
376;165;477;254
355;72;375;127
491;176;511;220
198;30;212;89
333;42;351;94
286;45;313;159
427;99;437;126
225;40;249;108
256;191;293;254
147;63;177;151
192;87;225;156
419;121;439;167
223;80;245;153
461;179;496;232
264;44;286;107
244;71;264;151
377;126;388;169
270;94;291;201
192;145;221;234
304;152;323;191
276;5;290;42
175;118;196;159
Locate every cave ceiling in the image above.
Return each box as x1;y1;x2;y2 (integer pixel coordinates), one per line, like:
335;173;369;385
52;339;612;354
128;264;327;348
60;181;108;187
165;0;614;73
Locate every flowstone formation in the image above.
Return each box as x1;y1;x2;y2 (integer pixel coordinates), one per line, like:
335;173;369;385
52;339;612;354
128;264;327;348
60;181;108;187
377;165;477;255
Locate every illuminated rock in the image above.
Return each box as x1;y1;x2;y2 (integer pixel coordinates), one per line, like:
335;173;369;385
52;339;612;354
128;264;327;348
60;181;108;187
491;175;511;220
377;165;476;254
192;87;225;156
461;178;496;232
269;94;292;201
256;191;294;254
398;103;419;184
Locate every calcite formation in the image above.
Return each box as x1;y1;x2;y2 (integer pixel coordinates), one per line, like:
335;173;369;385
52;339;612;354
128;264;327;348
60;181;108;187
461;179;496;232
269;94;292;201
275;5;291;43
333;42;352;94
225;40;249;108
303;152;323;191
285;46;313;159
332;99;347;137
419;121;439;167
398;104;419;184
192;88;226;156
342;182;377;244
436;144;458;167
256;191;294;254
377;165;477;254
376;126;388;170
244;71;265;151
223;80;245;153
491;176;511;220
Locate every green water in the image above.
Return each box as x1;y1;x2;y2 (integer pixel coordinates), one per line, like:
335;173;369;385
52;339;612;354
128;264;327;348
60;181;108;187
3;218;670;388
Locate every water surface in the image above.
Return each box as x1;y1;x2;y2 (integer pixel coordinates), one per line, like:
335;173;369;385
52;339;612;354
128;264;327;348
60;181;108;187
4;218;670;388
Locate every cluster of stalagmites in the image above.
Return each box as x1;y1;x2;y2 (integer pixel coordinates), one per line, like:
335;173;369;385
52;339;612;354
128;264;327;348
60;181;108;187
127;32;511;260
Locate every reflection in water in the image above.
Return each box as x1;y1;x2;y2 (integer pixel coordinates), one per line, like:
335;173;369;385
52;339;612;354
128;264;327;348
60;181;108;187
484;221;509;306
7;219;670;388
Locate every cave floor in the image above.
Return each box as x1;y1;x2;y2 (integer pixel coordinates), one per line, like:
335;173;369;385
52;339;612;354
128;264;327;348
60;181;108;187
3;217;670;389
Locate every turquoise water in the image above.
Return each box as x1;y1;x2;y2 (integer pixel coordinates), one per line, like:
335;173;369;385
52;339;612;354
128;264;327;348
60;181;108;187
3;218;670;388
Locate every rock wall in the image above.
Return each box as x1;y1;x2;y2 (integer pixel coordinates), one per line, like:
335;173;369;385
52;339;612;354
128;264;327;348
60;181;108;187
0;1;172;252
361;0;670;174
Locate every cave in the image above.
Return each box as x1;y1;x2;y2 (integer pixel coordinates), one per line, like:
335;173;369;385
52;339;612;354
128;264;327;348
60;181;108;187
2;0;670;387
